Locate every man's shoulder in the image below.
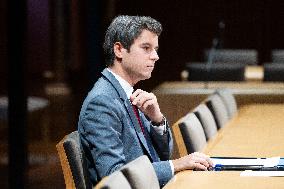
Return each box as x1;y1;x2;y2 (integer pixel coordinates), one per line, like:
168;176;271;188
82;75;124;107
88;77;118;99
79;86;122;122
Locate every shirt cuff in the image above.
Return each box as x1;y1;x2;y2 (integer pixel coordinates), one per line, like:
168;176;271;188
169;160;174;175
152;124;167;135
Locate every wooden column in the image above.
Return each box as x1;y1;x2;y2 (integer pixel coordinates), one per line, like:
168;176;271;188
7;0;28;188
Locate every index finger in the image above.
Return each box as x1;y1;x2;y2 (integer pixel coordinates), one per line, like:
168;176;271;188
193;152;214;167
207;157;214;167
130;89;143;101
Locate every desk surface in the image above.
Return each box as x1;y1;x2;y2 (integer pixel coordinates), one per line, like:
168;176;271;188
205;104;284;157
164;104;284;189
164;171;284;189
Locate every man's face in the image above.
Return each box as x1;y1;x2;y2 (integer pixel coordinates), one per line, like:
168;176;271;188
121;29;159;85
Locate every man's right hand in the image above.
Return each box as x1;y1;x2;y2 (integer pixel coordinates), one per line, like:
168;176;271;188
130;89;164;124
172;152;213;173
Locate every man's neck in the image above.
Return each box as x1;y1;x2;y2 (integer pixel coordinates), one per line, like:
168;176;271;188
107;68;134;99
108;64;137;86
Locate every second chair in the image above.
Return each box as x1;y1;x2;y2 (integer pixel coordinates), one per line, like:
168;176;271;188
178;113;207;154
214;88;237;119
205;94;229;130
193;104;218;141
263;63;284;81
185;62;245;81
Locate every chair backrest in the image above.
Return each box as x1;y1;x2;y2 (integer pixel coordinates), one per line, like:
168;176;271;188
214;88;237;119
178;113;207;153
271;49;284;63
204;49;258;65
94;171;131;189
185;62;245;81
205;94;229;130
263;63;284;81
56;131;92;189
193;104;218;141
119;155;160;189
171;118;188;159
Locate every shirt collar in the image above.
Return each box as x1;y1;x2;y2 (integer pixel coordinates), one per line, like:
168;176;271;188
107;68;134;99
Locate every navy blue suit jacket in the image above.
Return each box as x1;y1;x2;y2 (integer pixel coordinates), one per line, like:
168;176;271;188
78;69;173;187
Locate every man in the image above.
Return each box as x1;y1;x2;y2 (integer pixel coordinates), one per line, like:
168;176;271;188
78;15;213;187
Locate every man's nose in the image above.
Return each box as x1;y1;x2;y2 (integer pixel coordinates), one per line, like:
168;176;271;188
150;50;159;61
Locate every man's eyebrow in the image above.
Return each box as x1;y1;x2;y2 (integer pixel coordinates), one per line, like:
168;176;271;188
140;42;151;46
140;42;159;49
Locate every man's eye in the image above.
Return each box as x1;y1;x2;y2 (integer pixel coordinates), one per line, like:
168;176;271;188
143;46;150;52
142;46;151;52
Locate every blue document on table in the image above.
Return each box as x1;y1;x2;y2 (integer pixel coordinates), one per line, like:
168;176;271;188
211;157;284;171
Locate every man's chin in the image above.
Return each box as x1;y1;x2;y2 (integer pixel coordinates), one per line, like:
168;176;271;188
145;73;152;80
139;74;152;81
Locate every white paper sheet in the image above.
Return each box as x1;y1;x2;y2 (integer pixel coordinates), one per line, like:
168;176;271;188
211;157;280;167
263;156;280;167
212;158;265;166
240;170;284;177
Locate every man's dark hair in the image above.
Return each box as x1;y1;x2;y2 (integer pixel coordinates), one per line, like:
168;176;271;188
103;15;162;66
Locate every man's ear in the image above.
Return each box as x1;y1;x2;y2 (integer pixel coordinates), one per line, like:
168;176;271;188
113;42;125;59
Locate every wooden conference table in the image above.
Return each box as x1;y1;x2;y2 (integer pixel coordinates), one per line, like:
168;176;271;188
163;104;284;189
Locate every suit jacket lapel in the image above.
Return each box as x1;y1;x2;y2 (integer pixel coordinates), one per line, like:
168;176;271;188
101;69;154;161
124;102;151;146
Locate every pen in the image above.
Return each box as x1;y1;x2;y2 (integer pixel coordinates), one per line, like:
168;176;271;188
214;164;263;171
261;166;284;171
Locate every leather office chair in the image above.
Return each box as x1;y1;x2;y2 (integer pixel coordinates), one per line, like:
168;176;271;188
171;118;188;159
94;171;131;189
263;63;284;81
204;49;258;65
185;62;245;81
271;49;284;63
193;104;218;141
215;88;237;119
205;94;229;130
56;131;93;189
178;113;207;153
119;155;160;189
